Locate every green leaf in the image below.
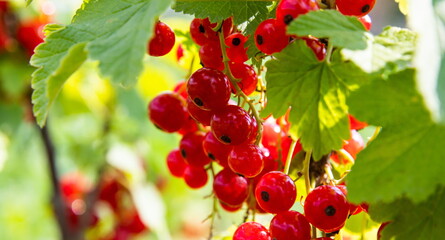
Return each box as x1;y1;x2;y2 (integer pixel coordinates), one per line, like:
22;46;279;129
30;0;172;126
347;69;445;204
342;26;416;75
262;40;368;160
370;187;445;240
287;10;368;50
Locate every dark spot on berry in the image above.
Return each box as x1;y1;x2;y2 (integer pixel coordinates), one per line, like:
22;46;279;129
236;173;244;177
199;24;205;33
208;153;215;160
261;191;270;202
194;98;204;106
284;14;294;25
361;4;370;13
325;205;336;216
256;35;263;45
181;149;187;158
220;135;231;143
232;37;241;46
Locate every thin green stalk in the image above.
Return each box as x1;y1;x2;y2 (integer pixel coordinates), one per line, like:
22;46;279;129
284;139;298;175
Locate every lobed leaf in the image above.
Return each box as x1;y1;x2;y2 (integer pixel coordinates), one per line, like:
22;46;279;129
31;0;172;126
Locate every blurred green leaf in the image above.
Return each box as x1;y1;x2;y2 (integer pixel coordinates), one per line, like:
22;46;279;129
347;69;445;204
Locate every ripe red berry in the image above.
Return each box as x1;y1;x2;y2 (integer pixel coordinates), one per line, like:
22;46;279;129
358;15;372;31
304;185;349;233
349;114;368;130
336;184;362;216
276;0;319;25
303;37;326;61
148;21;175;57
269;210;311;240
148;92;188;132
255;171;296;213
183;166;208;189
16;19;45;56
229;62;258;96
186;97;214;126
225;33;249;63
213;168;249;206
202;132;233;168
228;144;264;178
190;18;233;45
166;149;188;177
199;41;224;71
377;222;390;240
178;115;199;135
179;132;211;167
336;0;376;17
211;105;255;145
187;68;231;111
220;201;243;212
255;19;289;55
173;81;188;99
233;222;271;240
331;129;364;164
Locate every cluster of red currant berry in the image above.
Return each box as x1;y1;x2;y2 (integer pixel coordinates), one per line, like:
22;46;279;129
146;0;387;238
60;170;149;240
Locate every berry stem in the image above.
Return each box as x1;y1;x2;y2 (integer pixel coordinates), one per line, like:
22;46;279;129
284;139;298;175
217;28;263;145
303;150;312;196
325;42;334;64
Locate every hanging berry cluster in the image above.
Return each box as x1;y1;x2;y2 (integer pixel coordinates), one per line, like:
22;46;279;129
146;0;388;239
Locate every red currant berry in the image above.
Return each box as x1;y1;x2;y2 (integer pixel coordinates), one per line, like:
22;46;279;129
190;18;213;45
211;105;255;145
304;185;349;233
255;171;296;213
336;184;361;216
229;62;258;96
254;19;289;55
148;21;175;57
178;115;199;135
276;0;319;25
269;210;311;240
183;166;208;189
176;43;185;62
377;222;390;240
331;129;364;164
166;149;188;177
358;15;372;31
213;168;249;206
228;144;264;178
336;0;376;17
179;132;211;167
16;19;45;56
225;33;249;63
186;97;214;126
220;201;243;212
187;68;231;111
303;37;326;61
199;41;224;71
148;92;188;132
349;114;368;130
202;132;233;167
233;222;271;240
173;81;188;99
